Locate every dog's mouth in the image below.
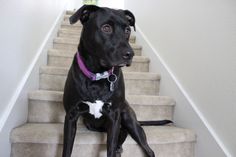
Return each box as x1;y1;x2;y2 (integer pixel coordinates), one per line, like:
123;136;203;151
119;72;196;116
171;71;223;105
100;59;132;68
117;63;131;67
118;63;126;67
112;61;132;68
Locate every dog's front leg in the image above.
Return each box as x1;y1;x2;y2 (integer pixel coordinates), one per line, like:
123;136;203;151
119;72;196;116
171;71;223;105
62;102;89;157
121;104;155;157
102;106;121;157
62;114;78;157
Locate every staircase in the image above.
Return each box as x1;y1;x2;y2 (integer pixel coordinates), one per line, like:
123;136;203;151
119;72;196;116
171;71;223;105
10;11;196;157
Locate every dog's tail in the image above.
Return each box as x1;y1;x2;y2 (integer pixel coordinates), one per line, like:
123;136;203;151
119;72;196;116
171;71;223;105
139;120;173;126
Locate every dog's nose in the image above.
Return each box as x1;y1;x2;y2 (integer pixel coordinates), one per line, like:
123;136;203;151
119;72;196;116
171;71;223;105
123;51;133;60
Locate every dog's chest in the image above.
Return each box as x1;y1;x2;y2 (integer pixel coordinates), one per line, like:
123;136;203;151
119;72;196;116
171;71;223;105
85;81;111;98
83;100;109;118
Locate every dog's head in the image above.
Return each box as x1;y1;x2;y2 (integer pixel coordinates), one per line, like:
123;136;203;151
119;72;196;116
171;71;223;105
70;5;135;68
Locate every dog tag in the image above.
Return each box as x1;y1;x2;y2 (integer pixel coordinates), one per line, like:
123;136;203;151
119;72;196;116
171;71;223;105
108;73;117;92
110;82;114;91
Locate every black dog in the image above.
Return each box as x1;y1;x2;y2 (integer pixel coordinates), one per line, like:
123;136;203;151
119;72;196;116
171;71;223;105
62;5;172;157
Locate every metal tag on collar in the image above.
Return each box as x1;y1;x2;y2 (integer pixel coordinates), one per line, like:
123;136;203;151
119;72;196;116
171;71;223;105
107;70;117;92
95;71;109;80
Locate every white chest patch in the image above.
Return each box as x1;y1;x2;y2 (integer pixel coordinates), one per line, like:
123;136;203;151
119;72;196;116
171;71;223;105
83;100;105;118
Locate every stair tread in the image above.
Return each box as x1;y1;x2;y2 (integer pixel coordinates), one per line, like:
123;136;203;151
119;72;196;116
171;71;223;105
61;21;82;28
40;66;161;80
11;123;196;145
54;37;142;49
58;28;82;34
61;20;82;27
28;90;175;106
48;49;149;62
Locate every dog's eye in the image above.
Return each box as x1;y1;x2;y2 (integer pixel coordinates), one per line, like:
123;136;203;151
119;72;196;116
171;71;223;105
125;27;131;38
125;27;131;34
101;24;113;34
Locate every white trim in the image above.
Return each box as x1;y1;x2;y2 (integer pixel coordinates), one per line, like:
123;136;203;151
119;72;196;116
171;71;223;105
135;25;232;157
0;8;65;132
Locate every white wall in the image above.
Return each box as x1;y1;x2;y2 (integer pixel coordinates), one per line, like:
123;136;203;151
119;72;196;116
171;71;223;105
0;0;69;156
125;0;236;156
98;0;124;9
67;0;83;10
67;0;124;10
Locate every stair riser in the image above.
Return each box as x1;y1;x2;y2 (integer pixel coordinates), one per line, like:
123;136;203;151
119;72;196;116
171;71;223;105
61;24;82;30
58;31;81;38
53;42;142;56
48;56;149;72
28;99;174;123
57;32;136;43
39;74;160;95
11;142;194;157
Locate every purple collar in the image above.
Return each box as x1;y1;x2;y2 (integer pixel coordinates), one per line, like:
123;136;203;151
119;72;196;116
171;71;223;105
76;52;114;81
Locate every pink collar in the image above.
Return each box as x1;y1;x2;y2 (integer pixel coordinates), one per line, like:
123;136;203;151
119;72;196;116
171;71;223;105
76;52;114;81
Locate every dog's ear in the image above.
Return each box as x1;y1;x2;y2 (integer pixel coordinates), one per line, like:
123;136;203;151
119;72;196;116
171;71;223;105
69;5;100;25
124;10;136;31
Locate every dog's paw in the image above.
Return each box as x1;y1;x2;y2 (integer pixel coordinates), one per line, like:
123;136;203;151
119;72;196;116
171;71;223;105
116;147;123;157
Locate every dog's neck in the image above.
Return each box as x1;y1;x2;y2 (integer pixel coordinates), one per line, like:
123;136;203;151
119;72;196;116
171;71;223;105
78;45;111;74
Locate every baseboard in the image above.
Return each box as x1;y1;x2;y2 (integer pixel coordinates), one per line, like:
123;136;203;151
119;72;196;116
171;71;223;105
0;8;66;157
134;25;230;157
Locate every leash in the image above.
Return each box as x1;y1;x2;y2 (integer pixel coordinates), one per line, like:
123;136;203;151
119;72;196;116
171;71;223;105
76;52;117;91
